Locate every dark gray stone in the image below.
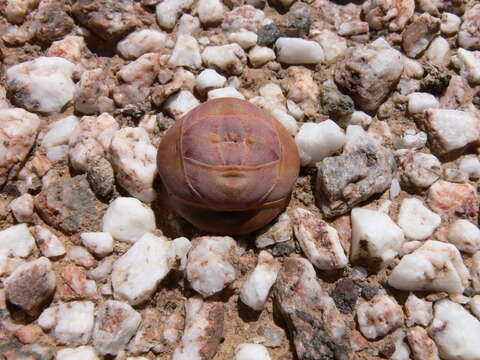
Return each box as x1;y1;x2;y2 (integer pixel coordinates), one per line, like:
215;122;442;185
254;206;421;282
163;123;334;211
274;258;351;360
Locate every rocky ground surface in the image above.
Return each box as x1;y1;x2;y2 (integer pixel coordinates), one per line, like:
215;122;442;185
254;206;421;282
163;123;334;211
1;0;480;359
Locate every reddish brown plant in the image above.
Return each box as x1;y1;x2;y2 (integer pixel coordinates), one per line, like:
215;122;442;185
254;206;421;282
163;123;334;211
157;98;300;235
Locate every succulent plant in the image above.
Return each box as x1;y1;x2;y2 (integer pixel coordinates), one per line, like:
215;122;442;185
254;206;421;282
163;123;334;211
157;98;300;235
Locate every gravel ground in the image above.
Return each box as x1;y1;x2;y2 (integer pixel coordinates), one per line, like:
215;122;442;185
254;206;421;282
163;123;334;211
1;0;480;359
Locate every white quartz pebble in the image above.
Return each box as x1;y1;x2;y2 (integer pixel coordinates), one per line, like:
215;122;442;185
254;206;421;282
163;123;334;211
447;220;480;254
102;197;156;243
208;87;245;100
173;237;191;271
405;293;433;327
117;30;166;59
295;120;346;167
470;295;480;319
240;251;280;311
39;301;95;346
56;346;99;360
249;46;276;67
172;297;223;360
9;193;34;223
81;232;114;258
195;69;226;93
31;225;65;258
164;90;200;118
425;37;450;66
92;300;141;356
440;13;461;35
453;48;480;85
351;208;405;269
389;240;470;294
68;246;96;268
429;299;480;360
155;0;193;30
110;127;157;203
6;57;76;114
168;36;202;69
424;108;480;155
357;294;404;339
186;236;238;297
235;344;272;360
41;115;79;149
397;198;441;240
0;224;35;258
292;208;348;270
202;44;246;75
112;233;175;305
459;157;480;179
275;37;324;64
407;92;439;114
197;0;224;25
228;31;258;50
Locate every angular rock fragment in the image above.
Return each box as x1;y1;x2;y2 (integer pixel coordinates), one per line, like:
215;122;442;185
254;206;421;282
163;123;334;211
447;219;480;253
186;236;238;297
56;346;99;360
458;4;480;50
402;14;440;58
362;0;414;31
421;109;480;156
274;258;351;360
6;57;76;114
0;108;41;187
74;70;115;115
407;326;440;360
397;198;441;240
357;294;403;339
405;293;433;327
5;257;56;315
117;29;166;59
168;36;202;69
155;0;193;30
69;113;119;172
201;44;247;75
113;53;160;107
31;1;74;45
240;251;280;311
81;232;113;258
197;0;225;25
395;150;441;190
73;0;138;41
35;176;105;234
256;213;293;249
452;48;480;85
110;127;157;203
429;299;480;360
388;240;470;294
46;35;85;63
316;126;396;218
58;264;98;300
172;297;224;360
31;225;66;258
350;207;404;270
9;193;34;223
112;233;175;305
92;300;141;356
334;40;404;113
427;180;478;218
0;224;35;258
295;121;346;167
102;197;156;243
38;301;95;346
292;208;348;270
